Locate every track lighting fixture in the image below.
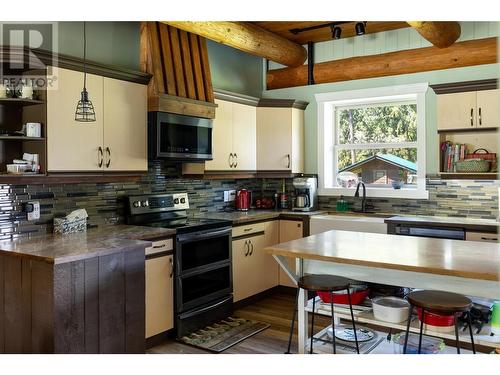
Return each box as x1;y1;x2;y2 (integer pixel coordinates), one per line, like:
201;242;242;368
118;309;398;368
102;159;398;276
331;25;342;40
355;22;367;36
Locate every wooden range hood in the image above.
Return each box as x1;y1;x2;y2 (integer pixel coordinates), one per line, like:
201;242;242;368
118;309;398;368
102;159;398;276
140;22;217;118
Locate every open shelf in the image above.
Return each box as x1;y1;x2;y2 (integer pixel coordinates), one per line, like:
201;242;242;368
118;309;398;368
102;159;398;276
0;98;45;106
0;136;45;141
306;297;500;349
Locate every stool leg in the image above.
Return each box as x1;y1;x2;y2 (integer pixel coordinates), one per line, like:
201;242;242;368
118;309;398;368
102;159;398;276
418;309;425;354
467;311;476;354
310;295;316;354
454;314;461;354
403;305;413;354
347;288;359;354
285;287;300;354
330;292;336;354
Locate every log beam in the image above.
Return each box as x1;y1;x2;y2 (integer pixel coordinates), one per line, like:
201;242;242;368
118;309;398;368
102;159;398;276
163;21;307;68
407;21;461;48
267;37;497;90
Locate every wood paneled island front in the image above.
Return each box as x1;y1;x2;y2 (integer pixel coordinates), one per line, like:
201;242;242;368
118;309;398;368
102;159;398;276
265;230;500;354
0;225;174;354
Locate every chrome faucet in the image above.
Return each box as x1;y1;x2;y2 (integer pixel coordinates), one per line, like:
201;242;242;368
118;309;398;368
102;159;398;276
354;181;367;213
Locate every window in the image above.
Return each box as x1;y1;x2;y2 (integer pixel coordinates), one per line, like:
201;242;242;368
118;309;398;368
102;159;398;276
316;84;429;199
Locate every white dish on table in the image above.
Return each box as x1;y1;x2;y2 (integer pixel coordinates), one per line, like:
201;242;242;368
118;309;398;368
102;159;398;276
372;296;410;323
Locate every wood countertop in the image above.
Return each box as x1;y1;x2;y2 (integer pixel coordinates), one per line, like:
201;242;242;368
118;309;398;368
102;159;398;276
0;225;175;264
265;230;500;281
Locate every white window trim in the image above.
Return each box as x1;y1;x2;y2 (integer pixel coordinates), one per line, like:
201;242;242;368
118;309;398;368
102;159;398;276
316;83;429;199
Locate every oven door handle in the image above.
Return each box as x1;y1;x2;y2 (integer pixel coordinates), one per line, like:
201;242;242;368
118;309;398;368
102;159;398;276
176;227;232;243
179;295;233;319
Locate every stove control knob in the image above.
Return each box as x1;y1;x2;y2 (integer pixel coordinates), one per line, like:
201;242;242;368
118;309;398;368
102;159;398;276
174;198;180;205
141;200;149;207
180;197;186;204
133;201;141;208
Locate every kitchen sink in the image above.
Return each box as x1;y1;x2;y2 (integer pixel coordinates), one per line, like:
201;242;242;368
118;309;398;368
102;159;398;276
325;211;395;219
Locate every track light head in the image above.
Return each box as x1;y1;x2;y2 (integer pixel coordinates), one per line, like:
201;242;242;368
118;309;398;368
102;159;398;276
355;22;366;36
331;25;342;40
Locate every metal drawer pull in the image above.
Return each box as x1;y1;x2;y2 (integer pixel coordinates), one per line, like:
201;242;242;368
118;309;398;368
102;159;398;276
479;107;482;126
470;108;474;126
152;244;166;249
286;154;291;168
243;227;253;232
169;257;173;278
105;147;111;168
228;153;233;168
481;237;497;241
249;240;254;256
98;147;103;167
244;240;249;256
234;153;238;168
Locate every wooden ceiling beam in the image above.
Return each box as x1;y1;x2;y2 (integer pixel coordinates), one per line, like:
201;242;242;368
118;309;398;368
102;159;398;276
407;21;461;48
267;37;497;90
162;21;307;68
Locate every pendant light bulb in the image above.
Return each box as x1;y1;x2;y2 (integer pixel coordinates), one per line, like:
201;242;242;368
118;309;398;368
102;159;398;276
75;22;96;122
331;25;342;40
355;22;366;36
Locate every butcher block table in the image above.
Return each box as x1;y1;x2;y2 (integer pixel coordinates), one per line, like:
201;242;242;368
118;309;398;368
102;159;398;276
265;230;500;353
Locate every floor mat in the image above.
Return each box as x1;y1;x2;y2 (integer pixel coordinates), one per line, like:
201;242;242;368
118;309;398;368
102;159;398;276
179;317;270;353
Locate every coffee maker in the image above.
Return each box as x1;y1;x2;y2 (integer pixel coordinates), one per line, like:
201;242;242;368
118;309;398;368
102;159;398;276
292;176;318;212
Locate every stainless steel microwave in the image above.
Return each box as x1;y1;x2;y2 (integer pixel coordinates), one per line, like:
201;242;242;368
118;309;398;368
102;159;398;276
148;112;213;161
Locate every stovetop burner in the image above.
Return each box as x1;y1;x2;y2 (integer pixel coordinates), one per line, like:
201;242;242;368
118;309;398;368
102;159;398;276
144;217;232;233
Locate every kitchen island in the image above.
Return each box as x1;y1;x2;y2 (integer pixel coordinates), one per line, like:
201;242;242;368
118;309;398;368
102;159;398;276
0;225;174;354
265;230;500;353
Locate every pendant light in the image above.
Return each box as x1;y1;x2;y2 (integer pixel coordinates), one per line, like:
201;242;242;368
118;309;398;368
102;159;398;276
75;22;96;122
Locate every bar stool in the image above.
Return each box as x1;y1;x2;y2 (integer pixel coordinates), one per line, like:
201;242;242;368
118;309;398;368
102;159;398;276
285;274;360;354
403;290;476;354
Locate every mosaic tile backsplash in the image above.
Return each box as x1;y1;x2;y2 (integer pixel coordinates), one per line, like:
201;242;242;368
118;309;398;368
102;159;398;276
319;179;500;220
0;159;498;240
0;161;294;240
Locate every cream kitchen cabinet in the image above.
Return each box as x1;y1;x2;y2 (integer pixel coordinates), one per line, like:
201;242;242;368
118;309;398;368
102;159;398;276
232;221;279;302
205;98;256;171
278;220;303;288
257;106;304;172
47;67;104;171
465;231;499;242
145;239;174;338
103;77;148;171
47;67;147;172
437;89;499;130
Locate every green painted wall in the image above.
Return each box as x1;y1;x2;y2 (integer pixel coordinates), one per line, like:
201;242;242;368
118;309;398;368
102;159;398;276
263;64;500;175
1;22;263;96
206;40;263;97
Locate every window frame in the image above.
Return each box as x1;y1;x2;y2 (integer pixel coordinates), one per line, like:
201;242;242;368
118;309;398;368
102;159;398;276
316;83;429;199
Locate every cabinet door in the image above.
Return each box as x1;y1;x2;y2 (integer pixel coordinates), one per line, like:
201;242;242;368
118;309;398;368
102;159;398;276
47;67;104;171
477;89;499;128
145;254;174;338
232;102;256;171
248;232;279;295
437;92;477;130
278;220;303;287
465;231;499;242
205;99;233;171
103;78;147;171
232;238;254;302
257;107;293;170
291;108;305;173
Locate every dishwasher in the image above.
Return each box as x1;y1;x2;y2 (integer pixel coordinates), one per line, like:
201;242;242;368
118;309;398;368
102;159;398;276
389;223;465;240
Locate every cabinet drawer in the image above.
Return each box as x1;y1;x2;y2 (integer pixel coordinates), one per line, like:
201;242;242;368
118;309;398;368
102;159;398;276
145;238;174;256
466;231;499;242
232;221;267;238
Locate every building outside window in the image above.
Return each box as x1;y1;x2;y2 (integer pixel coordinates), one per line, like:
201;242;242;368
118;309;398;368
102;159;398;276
316;83;429;199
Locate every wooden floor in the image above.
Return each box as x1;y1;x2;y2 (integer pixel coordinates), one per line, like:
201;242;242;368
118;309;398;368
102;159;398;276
148;290;331;354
